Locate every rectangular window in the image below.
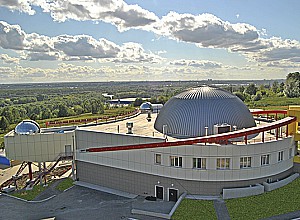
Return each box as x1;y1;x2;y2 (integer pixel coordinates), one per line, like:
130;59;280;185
240;157;251;168
289;148;293;159
217;158;230;170
193;158;206;169
278;151;284;162
261;154;270;166
155;154;162;165
170;156;182;167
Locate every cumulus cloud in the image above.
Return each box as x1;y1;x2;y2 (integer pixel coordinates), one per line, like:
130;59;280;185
154;12;259;49
0;0;35;15
0;0;159;31
53;35;120;59
0;21;26;50
0;54;20;64
0;21;162;63
113;42;163;63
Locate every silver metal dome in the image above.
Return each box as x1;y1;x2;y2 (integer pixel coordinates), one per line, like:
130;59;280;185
140;102;152;110
15;120;40;135
154;86;256;139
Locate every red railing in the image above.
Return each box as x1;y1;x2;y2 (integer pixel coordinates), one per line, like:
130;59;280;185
85;110;296;153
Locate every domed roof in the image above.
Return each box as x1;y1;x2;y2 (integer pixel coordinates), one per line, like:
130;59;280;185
154;86;256;139
15;120;40;135
140;102;152;110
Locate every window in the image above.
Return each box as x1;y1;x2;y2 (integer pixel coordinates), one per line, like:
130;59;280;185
261;154;270;166
217;158;230;170
240;157;251;168
155;154;162;165
289;148;293;159
278;151;284;162
193;158;206;169
170;156;182;167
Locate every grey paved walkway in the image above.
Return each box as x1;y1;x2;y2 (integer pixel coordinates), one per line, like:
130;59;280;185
214;199;231;220
262;210;300;220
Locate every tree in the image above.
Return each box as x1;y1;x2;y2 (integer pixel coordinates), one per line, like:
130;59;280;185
74;105;84;115
234;92;245;101
285;72;300;98
245;83;257;95
41;108;52;119
271;81;279;93
91;100;104;114
133;98;143;107
58;104;70;117
0;116;10;130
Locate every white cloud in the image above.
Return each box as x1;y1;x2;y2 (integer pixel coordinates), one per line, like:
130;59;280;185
153;12;259;49
113;42;163;63
0;0;159;31
0;0;35;15
0;21;162;63
53;35;120;59
0;54;20;64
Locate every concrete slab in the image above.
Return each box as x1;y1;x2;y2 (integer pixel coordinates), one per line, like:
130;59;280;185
75;181;137;199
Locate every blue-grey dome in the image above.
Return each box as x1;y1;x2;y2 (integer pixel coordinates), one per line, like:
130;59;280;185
154;86;256;139
15;120;40;135
140;102;152;110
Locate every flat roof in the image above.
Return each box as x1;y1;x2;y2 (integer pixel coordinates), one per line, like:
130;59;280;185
79;113;172;139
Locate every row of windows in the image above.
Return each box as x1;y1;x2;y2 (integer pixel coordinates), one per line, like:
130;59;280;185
155;149;293;169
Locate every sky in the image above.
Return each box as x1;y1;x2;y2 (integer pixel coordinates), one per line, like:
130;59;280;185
0;0;299;83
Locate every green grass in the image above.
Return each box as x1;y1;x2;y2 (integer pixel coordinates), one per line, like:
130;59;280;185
11;185;46;201
172;199;217;220
226;177;300;220
247;96;300;109
55;178;74;191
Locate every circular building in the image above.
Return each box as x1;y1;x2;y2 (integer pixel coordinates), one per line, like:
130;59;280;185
15;120;40;135
154;86;256;138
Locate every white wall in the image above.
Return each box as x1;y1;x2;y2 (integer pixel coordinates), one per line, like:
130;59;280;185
76;129;295;182
5;131;74;162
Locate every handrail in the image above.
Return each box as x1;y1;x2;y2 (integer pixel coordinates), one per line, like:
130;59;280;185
85;110;297;153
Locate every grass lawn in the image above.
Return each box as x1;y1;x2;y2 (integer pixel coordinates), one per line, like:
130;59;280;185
172;199;217;220
11;185;46;201
226;177;300;220
55;178;74;191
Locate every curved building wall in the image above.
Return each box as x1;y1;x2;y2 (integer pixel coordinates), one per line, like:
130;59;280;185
75;129;295;195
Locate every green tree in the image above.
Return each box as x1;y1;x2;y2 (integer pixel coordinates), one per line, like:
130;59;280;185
0;116;10;130
133;98;143;107
285;72;300;98
41;108;52;119
58;104;70;117
234;92;245;101
91;100;104;114
73;105;84;115
245;83;257;95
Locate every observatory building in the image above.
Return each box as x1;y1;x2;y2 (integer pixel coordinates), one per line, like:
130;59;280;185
74;86;299;200
3;86;300;201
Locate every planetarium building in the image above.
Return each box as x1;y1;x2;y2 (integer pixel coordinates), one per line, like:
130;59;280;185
75;86;299;200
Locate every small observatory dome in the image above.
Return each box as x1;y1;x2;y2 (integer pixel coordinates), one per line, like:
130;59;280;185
154;86;256;139
15;120;41;135
140;102;152;113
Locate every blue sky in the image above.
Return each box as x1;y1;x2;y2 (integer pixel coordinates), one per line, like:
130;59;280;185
0;0;299;83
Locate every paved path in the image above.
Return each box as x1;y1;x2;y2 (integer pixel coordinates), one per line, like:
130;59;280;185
214;199;231;220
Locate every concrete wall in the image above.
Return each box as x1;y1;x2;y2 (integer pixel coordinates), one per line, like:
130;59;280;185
5;131;74;162
76;160;293;197
263;173;299;191
223;184;264;199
